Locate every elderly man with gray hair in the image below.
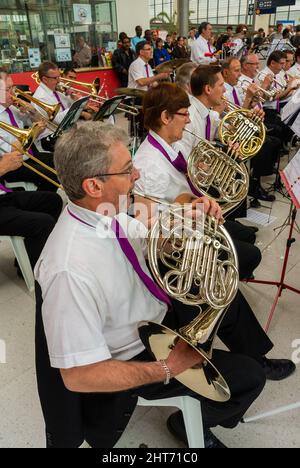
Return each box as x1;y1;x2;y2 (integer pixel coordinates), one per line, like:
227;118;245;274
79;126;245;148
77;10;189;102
33;121;269;448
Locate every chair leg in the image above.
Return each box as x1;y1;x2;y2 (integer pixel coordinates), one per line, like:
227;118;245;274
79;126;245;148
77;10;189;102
179;397;205;449
9;237;34;293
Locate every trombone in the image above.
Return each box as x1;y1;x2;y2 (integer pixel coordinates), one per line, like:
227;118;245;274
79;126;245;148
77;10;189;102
0;121;62;189
12;88;59;132
57;77;140;116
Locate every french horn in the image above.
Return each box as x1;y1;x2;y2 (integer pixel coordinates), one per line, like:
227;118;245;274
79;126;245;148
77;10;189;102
185;129;249;215
135;192;239;402
219;99;266;161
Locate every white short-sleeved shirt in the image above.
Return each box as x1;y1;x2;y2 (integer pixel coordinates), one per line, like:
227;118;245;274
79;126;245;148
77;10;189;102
256;66;286;110
33;83;71;138
128;57;154;91
34;202;167;369
175;96;220;160
190;35;216;65
0;104;31;160
224;82;244;107
289;63;300;78
134;130;191;203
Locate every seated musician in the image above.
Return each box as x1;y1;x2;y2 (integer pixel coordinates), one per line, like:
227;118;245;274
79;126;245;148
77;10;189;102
0;69;59;191
128;41;169;91
35;121;268;449
33;62;93;139
0;151;62;269
222;57;276;202
133;83;295;368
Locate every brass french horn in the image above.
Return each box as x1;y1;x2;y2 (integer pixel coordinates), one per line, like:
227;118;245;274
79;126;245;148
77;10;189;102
135;192;239;402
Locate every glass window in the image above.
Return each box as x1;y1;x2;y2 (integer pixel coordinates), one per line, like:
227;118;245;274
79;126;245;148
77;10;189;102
0;0;118;73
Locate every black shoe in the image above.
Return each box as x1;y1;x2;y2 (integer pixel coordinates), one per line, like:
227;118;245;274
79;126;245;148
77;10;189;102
262;358;296;381
250;198;261;208
249;184;276;202
166;411;227;448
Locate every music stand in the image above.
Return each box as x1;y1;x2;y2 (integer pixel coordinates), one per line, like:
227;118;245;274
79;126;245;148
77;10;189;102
244;171;300;333
41;96;89;152
93;96;125;122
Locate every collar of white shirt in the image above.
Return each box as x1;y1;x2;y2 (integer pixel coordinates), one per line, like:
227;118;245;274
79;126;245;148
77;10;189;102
39;82;57;97
67;200;114;231
240;73;253;84
0;104;9;116
189;95;210;119
149;130;179;162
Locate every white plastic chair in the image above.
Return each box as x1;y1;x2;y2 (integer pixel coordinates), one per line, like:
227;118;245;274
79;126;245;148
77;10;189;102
137;395;205;448
4;181;38;191
0;236;34;293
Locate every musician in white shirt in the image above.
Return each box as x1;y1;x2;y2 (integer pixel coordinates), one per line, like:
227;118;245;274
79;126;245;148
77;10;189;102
222;57;259;109
135;81;263;279
128;41;169;91
289;48;300;77
190;22;217;65
0;69;59;191
35;121;268;448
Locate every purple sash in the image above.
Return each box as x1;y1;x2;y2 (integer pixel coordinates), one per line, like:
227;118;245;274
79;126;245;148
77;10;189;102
232;88;241;107
0;183;13;193
206;114;211;141
147;134;202;197
5;108;33;156
53;91;65;111
67;208;171;307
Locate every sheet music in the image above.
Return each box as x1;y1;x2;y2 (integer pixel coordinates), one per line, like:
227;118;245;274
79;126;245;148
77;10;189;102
280;149;300;209
281;87;300;133
245;209;277;227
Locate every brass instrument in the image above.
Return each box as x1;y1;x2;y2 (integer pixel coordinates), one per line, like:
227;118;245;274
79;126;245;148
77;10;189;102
57;77;140;116
135;191;239;401
0;122;62;189
239;79;275;103
11;89;59;133
219;97;266;161
185;129;249;215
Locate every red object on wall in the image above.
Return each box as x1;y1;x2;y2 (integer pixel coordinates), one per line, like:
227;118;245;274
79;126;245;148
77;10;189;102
11;68;121;98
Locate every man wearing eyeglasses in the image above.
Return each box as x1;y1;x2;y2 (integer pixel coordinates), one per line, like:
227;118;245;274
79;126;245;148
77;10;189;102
34;121;268;449
128;41;169;91
33;61;71;131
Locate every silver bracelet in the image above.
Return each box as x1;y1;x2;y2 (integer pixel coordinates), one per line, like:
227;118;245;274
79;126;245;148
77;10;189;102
158;359;172;385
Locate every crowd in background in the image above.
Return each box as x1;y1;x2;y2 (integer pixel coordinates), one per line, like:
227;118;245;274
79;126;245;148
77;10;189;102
112;22;300;87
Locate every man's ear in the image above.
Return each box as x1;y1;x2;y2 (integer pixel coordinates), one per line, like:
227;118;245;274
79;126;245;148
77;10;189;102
82;178;104;198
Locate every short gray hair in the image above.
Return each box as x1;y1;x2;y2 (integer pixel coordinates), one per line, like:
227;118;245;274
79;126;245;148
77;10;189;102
54;122;128;201
175;62;197;89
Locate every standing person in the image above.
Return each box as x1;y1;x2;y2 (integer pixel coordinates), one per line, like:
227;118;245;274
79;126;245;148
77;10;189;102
154;38;171;66
112;36;136;87
173;36;190;59
191;22;216;64
73;36;92;68
128;41;169;91
35;121;268;448
164;34;174;57
131;25;144;51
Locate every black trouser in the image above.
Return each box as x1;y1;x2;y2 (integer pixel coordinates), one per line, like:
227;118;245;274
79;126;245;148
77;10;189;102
264;109;294;145
136;290;270;430
0;191;62;267
4;151;59;192
35;284;267;447
224;220;262;279
251;135;281;178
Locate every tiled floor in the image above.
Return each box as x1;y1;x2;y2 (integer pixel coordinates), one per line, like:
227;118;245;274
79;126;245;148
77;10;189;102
0;153;299;448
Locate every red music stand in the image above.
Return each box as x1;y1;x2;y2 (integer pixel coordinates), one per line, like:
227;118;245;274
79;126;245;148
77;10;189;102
244;172;300;332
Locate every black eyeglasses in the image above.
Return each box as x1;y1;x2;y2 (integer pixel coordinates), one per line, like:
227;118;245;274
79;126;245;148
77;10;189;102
90;165;135;178
45;75;60;80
